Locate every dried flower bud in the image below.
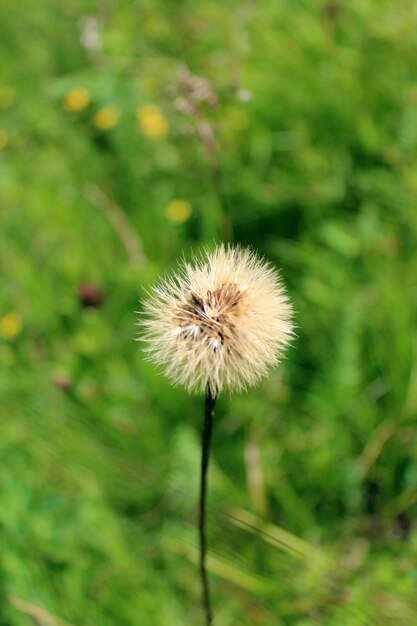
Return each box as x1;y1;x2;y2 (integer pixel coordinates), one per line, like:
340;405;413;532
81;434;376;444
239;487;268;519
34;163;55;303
79;282;104;308
52;374;72;392
177;67;219;111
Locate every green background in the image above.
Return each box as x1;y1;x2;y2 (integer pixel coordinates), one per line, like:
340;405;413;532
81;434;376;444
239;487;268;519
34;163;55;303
1;1;417;624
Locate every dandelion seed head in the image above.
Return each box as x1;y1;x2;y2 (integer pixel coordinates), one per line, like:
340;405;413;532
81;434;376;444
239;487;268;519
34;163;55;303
139;244;294;396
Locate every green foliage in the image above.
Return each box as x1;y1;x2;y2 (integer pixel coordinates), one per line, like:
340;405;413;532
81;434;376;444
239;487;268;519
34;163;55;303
1;1;417;624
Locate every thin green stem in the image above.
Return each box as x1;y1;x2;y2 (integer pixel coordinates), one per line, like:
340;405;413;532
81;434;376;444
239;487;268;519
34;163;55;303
199;389;216;625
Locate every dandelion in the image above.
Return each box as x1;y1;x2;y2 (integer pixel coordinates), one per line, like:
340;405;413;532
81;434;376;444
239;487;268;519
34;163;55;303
140;244;293;396
0;312;23;340
92;107;120;131
165;199;192;224
62;87;90;112
136;104;169;139
139;244;293;624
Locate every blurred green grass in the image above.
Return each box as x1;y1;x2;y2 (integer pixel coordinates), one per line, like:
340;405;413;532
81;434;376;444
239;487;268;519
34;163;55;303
1;1;417;624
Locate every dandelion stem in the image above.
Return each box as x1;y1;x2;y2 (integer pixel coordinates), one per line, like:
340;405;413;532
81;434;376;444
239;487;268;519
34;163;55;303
199;389;216;625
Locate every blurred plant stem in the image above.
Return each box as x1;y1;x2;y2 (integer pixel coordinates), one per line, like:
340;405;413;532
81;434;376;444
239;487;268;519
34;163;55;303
244;429;268;516
8;596;75;626
199;390;216;625
195;118;233;243
177;67;233;243
85;185;147;268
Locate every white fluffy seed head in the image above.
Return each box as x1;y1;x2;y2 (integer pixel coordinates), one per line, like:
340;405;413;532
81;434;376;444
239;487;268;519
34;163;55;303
138;244;294;396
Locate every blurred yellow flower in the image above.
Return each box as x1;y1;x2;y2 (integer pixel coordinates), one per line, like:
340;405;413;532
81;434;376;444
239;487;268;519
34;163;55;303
0;312;22;340
0;129;8;150
166;199;192;224
62;87;90;112
92;107;120;131
136;104;169;139
0;86;14;108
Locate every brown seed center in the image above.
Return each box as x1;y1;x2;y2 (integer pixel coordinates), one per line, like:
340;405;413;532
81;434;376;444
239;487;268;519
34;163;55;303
174;283;242;345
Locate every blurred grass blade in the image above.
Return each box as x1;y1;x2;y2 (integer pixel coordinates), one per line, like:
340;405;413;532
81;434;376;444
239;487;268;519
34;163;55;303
167;537;273;594
9;597;75;626
85;184;147;268
225;506;320;561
